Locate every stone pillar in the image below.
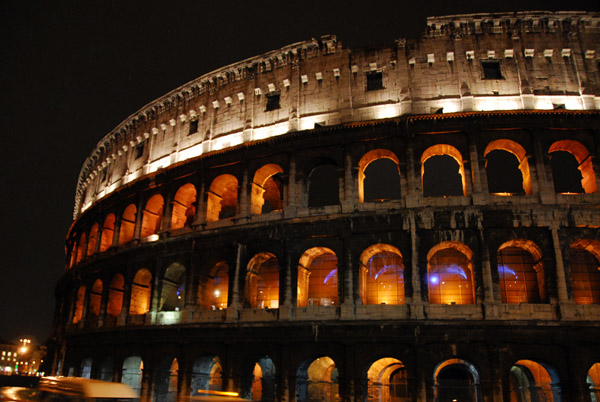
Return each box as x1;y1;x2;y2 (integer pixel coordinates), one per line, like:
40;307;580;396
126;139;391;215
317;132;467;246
226;243;245;321
285;156;299;215
193;181;207;227
341;151;355;213
409;213;424;318
405;144;420;208
341;236;355;319
160;189;173;234
468;133;487;205
550;226;570;304
140;368;152;402
279;249;294;320
533;135;556;204
112;214;122;247
133;198;144;241
119;280;132;326
414;346;428;402
239;168;250;219
98;281;109;327
477;214;496;305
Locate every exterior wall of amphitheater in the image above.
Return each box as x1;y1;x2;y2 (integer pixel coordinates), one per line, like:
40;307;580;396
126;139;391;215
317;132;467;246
53;11;600;402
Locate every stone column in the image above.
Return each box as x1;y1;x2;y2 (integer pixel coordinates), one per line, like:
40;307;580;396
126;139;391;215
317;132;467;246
239;168;250;219
405;144;420;208
279;248;294;320
160;189;173;235
341;151;355;213
477;214;496;305
192;180;207;227
550;226;570;304
119;280;132;326
133;198;144;241
468;133;487;205
226;243;245;321
533;135;556;204
340;236;355;320
409;213;424;318
285;156;299;215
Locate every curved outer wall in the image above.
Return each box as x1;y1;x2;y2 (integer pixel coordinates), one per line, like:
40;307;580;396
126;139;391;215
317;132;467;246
53;11;600;402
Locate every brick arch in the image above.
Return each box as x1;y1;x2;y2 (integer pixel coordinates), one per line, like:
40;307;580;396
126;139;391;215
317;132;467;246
359;244;404;305
141;194;164;238
119;204;137;245
421;144;467;196
297;247;338;307
246;252;279;309
171;183;197;230
427;241;475;305
358;149;401;203
87;223;99;257
207;174;238;221
497;239;545;304
549;140;597;194
99;214;115;252
251;164;284;215
484;139;532;195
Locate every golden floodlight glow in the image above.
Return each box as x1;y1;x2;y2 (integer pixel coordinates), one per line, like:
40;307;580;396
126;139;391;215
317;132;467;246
197;390;240;397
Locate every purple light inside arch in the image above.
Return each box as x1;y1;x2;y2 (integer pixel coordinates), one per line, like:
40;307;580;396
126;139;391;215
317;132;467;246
430;275;439;284
324;269;337;284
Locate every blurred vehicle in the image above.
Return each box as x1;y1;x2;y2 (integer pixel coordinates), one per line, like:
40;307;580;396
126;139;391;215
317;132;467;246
0;386;38;401
187;390;249;401
36;377;139;401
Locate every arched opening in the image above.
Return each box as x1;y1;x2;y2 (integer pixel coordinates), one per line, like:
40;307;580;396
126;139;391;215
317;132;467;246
141;194;164;238
107;274;125;317
153;358;178;402
88;279;103;318
72;286;85;324
366;357;410;402
549;140;597;194
80;358;92;379
358;149;402;203
296;356;339;402
427;242;475;305
509;360;561;402
69;241;77;268
100;214;115;252
498;240;545;304
246;253;280;309
207;174;238;221
421;145;466;197
98;357;114;381
359;244;405;305
587;363;600;402
207;262;228;310
239;357;276;402
129;269;152;315
160;263;186;311
297;248;338;307
119;204;137;245
484;140;531;195
434;359;480;402
87;223;99;256
122;356;143;395
308;161;339;207
191;356;223;395
569;240;600;304
171;183;197;230
252;164;284;214
76;232;86;264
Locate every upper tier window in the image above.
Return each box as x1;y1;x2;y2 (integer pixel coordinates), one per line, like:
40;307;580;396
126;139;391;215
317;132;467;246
481;60;503;79
366;71;383;91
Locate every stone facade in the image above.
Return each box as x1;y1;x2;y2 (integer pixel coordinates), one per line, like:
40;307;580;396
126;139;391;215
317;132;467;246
53;11;600;402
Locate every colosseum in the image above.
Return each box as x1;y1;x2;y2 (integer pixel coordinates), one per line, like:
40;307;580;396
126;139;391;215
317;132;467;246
51;10;600;402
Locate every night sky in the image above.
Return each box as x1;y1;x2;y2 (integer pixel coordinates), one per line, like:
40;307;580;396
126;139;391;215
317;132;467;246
2;0;598;343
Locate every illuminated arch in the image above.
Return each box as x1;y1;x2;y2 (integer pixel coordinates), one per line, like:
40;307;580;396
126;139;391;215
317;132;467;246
129;268;152;315
207;262;228;310
588;363;600;402
121;356;143;395
88;279;103;317
141;194;164;238
242;356;276;401
297;247;338;307
87;223;99;257
76;232;87;265
154;358;178;402
484;139;532;195
498;239;545;304
99;214;115;252
160;262;186;311
72;286;85;324
191;356;223;395
569;239;600;304
251;164;284;214
421;144;467;197
359;244;405;305
510;360;561;402
549;140;597;194
246;252;279;309
427;242;475;305
207;174;238;221
366;357;408;402
296;356;339;402
434;358;480;402
107;274;124;317
358;149;401;203
119;204;137;245
171;183;197;230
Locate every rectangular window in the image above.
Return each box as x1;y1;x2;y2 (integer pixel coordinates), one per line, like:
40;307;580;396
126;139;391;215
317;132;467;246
188;119;199;135
135;143;145;159
366;71;383;91
265;93;280;111
481;60;503;79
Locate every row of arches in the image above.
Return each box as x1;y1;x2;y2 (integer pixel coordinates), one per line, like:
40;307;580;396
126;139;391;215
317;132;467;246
68;138;599;268
70;239;600;325
69;353;600;401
